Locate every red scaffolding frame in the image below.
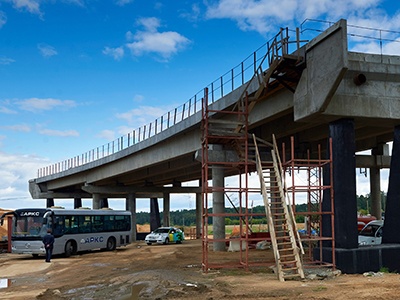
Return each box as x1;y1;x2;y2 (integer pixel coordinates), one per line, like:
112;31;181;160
282;137;336;269
201;94;336;271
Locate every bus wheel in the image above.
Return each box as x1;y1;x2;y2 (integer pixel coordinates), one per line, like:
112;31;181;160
106;237;116;251
65;240;75;257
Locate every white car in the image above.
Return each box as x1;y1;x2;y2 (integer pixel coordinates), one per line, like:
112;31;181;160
358;220;384;246
145;227;184;245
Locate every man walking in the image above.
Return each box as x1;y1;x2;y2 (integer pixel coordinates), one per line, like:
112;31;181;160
42;228;55;263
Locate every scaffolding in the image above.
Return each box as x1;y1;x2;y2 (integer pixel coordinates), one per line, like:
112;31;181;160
201;86;261;270
201;124;336;274
282;137;336;269
200;27;335;277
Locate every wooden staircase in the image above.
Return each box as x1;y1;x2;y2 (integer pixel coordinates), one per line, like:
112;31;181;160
253;134;305;281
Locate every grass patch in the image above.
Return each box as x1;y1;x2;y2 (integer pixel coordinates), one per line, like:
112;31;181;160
313;286;327;292
379;267;391;273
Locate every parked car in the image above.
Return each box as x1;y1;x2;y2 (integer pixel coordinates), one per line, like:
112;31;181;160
145;227;184;245
358;220;384;246
357;215;377;232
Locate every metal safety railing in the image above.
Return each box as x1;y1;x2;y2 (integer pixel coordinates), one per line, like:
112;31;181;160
37;28;305;178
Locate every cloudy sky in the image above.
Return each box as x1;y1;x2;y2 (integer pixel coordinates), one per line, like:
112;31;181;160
0;0;399;211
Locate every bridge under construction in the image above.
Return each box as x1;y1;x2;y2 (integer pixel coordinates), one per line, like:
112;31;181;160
29;19;400;276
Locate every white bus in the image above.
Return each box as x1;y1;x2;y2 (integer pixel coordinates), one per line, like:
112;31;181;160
0;207;132;257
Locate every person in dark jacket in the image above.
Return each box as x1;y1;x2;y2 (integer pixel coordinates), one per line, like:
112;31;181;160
42;228;55;262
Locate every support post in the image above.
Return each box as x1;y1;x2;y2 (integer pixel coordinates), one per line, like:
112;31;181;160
93;194;101;209
150;198;161;231
370;144;386;220
383;125;400;243
329;118;358;249
369;167;381;219
196;192;202;239
101;198;109;209
163;193;170;227
74;198;82;209
212;163;225;251
46;198;54;208
127;193;137;242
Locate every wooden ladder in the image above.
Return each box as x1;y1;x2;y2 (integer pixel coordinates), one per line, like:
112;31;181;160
253;134;305;281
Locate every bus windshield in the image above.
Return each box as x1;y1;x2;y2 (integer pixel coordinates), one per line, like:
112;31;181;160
13;215;47;237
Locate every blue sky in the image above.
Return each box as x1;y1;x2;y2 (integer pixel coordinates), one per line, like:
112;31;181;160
0;0;400;211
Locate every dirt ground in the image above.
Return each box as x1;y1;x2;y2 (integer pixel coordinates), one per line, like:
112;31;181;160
1;238;400;300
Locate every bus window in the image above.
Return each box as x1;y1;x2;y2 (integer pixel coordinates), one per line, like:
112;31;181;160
14;216;43;236
104;215;115;232
78;216;92;233
70;216;79;234
53;216;65;237
64;216;71;234
114;215;131;231
92;215;104;233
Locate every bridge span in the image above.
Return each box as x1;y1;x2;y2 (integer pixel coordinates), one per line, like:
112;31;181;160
29;19;400;273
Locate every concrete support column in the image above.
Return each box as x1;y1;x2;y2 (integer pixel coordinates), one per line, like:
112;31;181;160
74;198;82;209
100;198;109;209
163;193;170;227
126;193;137;242
369;144;386;220
212;163;225;251
46;198;54;208
330;118;358;249
150;198;161;231
196;192;202;239
382;125;400;243
369;167;382;219
93;194;101;209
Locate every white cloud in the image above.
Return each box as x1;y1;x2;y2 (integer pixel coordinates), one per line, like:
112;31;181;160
0;151;50;209
0;11;7;28
63;0;85;7
16;98;76;112
137;17;160;32
0;124;31;132
102;46;124;60
350;39;400;55
133;94;144;102
116;125;135;136
205;0;297;33
179;3;201;23
8;0;86;19
0;57;15;65
125;17;191;60
11;0;42;17
37;129;79;137
97;129;115;141
115;105;171;126
0;106;17;114
125;30;134;41
37;43;58;57
115;0;133;6
205;0;393;35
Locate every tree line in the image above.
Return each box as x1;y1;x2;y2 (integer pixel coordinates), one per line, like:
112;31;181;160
135;193;385;226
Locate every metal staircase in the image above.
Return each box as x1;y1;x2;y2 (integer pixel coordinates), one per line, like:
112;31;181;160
253;134;305;281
